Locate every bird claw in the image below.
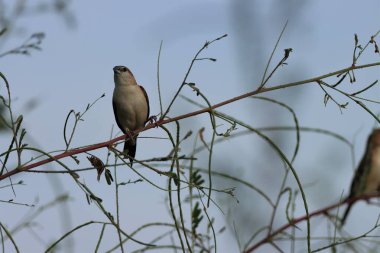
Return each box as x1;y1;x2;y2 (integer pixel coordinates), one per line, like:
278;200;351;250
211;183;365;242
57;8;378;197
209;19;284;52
126;130;135;145
148;115;159;127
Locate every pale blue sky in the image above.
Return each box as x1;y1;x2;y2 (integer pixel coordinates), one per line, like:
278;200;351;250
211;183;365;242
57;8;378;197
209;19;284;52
1;0;380;252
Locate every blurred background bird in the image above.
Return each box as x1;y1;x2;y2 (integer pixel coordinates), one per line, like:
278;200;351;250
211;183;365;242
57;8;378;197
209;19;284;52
342;129;380;225
112;66;150;165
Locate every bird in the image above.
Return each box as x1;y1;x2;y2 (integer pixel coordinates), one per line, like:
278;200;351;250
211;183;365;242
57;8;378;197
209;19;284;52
112;66;149;165
341;129;380;225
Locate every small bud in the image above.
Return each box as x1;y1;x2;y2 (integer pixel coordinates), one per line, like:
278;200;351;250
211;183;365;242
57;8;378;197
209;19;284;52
183;130;193;140
284;48;293;58
354;33;359;46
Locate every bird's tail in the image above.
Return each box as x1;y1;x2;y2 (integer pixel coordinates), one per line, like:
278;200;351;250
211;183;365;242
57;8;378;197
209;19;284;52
341;202;353;226
123;136;137;165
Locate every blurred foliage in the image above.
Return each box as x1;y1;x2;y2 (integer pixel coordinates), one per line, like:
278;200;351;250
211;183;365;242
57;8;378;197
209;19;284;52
0;0;75;30
0;0;72;131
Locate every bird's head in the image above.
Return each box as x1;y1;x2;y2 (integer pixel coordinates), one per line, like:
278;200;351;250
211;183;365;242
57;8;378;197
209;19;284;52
372;129;380;146
113;66;137;86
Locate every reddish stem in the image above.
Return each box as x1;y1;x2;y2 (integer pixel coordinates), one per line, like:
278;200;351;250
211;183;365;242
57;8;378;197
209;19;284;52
1;62;379;180
245;193;380;252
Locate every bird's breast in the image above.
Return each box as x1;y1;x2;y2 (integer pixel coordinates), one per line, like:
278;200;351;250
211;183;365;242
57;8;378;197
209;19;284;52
113;85;148;131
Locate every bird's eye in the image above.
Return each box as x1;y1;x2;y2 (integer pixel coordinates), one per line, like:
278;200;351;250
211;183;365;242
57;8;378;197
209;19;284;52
121;67;127;72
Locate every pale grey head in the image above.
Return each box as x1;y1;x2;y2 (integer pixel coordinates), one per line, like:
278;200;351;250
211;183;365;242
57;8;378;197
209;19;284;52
113;66;137;86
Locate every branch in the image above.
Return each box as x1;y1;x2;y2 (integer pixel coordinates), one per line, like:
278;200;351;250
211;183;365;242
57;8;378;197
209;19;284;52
1;61;380;181
244;193;380;252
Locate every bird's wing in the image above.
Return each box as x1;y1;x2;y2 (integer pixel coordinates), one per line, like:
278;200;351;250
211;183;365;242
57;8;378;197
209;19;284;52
348;132;373;198
342;132;374;225
112;99;127;134
139;85;150;123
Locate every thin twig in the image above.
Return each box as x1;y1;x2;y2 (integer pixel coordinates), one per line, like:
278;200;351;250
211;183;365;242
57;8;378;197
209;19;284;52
1;61;380;180
157;40;164;115
244;193;380;252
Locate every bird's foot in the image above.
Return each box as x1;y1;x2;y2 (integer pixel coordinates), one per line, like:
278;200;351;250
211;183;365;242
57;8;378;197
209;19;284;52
126;129;135;145
148;115;159;127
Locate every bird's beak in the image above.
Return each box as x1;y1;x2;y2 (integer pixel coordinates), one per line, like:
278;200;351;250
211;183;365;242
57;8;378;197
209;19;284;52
113;66;120;74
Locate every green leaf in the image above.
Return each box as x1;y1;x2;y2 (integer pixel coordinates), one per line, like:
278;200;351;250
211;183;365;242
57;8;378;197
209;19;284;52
105;169;113;185
192;201;204;236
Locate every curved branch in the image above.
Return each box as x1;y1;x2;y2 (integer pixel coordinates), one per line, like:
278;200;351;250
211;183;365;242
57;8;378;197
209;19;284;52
244;193;380;252
1;61;380;181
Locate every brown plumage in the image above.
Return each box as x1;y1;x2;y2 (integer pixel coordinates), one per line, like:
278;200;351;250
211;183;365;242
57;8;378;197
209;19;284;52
342;129;380;225
112;66;149;165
